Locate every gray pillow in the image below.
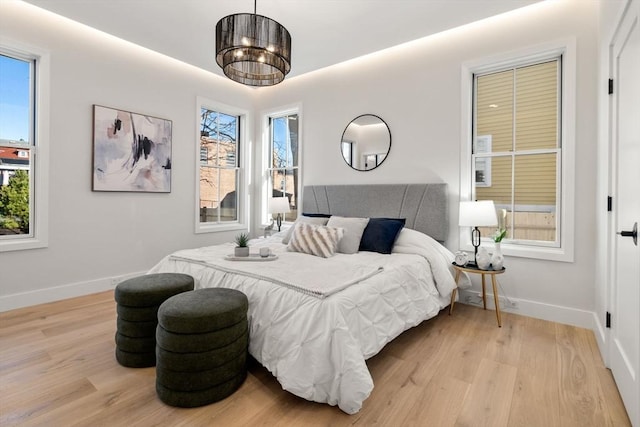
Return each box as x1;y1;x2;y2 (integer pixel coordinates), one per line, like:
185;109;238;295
326;216;369;254
281;216;330;244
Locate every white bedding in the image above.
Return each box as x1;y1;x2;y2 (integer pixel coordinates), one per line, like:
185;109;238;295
148;228;470;414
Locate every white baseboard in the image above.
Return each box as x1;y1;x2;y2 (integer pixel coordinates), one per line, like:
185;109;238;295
0;271;146;312
458;289;596;330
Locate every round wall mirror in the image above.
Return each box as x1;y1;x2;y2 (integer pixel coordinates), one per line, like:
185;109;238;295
340;114;391;171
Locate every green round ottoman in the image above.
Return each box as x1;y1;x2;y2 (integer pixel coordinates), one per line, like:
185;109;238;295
114;273;194;368
155;288;249;408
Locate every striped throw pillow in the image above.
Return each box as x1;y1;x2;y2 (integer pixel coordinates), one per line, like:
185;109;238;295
287;222;344;258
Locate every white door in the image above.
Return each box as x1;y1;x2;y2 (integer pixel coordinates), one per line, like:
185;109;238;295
610;1;640;425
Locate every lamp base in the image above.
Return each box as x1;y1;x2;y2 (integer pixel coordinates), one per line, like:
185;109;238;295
472;226;481;264
276;214;283;232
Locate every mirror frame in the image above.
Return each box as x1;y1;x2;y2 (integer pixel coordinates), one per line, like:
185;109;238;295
340;114;391;171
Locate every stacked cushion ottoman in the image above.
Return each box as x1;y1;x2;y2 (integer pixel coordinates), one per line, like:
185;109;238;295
156;287;249;407
114;273;194;368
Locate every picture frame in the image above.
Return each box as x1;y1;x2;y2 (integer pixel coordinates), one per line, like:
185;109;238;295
92;105;172;192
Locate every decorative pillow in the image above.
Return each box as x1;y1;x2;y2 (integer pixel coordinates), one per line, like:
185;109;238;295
359;218;406;254
326;216;369;254
282;216;330;244
287;222;344;258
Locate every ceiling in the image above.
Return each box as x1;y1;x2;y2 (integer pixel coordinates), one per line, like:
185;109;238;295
24;0;544;82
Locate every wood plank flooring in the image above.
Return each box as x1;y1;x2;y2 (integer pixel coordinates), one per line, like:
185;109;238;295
0;291;631;426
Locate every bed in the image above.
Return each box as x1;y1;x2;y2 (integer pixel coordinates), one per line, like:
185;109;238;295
148;184;470;414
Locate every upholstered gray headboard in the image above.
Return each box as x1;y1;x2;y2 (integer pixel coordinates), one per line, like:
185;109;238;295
302;184;448;242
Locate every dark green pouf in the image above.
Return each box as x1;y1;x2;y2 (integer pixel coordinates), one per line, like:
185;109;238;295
115;273;195;307
156;352;247;391
156;319;247;353
115;333;156;353
116;318;158;338
115;347;156;368
155;288;249;407
156;371;247;408
117;304;159;322
158;288;248;334
114;273;194;368
156;330;248;372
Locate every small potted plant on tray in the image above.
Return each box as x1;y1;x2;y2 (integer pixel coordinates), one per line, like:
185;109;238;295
234;232;250;257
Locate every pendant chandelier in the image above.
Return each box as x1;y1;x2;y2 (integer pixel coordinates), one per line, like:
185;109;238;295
215;0;292;87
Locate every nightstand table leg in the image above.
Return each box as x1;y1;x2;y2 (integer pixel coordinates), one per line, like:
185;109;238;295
449;269;461;315
491;274;502;327
481;274;487;310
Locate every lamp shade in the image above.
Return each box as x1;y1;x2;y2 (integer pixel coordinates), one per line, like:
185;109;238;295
216;13;291;87
268;197;291;214
459;200;497;227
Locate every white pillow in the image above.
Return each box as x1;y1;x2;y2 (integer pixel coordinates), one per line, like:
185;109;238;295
326;216;369;254
287;222;344;258
281;216;330;244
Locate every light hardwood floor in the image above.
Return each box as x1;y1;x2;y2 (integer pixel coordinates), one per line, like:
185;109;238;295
0;291;631;427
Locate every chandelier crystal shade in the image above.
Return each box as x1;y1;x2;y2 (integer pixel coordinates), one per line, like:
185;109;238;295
215;11;291;86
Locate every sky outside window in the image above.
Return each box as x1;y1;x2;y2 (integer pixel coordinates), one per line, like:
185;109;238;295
0;54;30;142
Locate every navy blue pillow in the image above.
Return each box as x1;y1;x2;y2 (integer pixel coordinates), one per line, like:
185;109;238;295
302;213;332;218
359;218;406;254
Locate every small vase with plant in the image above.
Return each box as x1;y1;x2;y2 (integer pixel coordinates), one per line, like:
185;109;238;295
491;209;507;269
234;232;250;257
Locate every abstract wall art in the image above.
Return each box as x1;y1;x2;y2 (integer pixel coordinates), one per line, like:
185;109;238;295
92;105;172;192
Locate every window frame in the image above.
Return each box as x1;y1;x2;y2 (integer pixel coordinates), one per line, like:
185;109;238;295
195;97;249;234
459;40;576;262
261;104;302;227
0;42;50;252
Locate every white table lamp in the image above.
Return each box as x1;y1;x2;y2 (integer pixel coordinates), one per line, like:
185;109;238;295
268;197;291;232
459;200;498;264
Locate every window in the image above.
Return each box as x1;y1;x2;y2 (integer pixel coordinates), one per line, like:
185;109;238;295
266;110;300;223
196;98;248;233
0;46;49;252
461;41;575;261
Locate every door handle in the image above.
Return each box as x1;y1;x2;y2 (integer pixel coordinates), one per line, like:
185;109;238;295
617;222;638;246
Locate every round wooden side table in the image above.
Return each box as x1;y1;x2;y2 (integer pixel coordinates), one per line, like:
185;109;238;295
449;263;506;327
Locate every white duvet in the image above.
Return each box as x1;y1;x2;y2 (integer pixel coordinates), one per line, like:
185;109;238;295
148;228;470;414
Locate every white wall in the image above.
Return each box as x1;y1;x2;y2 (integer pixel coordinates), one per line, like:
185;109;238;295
255;0;601;327
0;1;253;310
